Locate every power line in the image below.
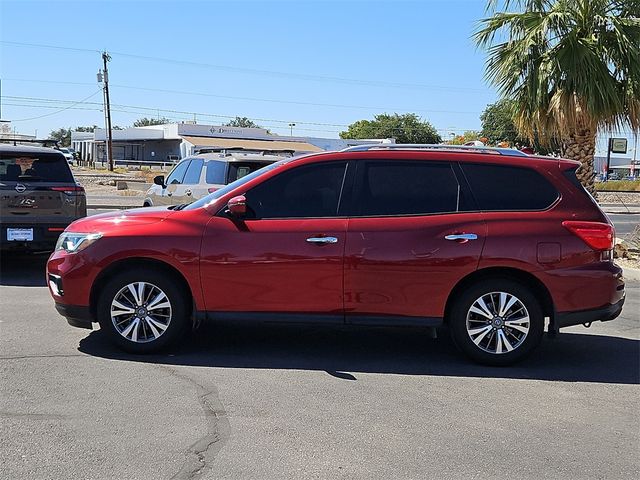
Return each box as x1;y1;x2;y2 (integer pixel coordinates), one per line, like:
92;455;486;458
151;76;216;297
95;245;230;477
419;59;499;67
6;100;483;135
9;90;103;122
1;40;491;93
3;78;484;115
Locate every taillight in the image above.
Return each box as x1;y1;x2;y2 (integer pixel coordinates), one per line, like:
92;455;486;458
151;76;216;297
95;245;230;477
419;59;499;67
51;186;85;195
562;221;614;251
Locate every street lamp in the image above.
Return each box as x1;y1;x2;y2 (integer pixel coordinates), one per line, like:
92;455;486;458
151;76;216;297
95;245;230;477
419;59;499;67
289;123;296;136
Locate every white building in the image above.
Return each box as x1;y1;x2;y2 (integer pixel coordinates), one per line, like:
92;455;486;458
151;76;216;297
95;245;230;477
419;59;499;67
72;123;393;166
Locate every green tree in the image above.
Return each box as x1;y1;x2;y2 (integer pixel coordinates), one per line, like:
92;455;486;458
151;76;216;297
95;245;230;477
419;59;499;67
133;117;171;127
475;0;640;194
480;99;521;146
49;127;71;146
75;125;98;133
340;113;442;144
449;130;482;145
225;116;263;129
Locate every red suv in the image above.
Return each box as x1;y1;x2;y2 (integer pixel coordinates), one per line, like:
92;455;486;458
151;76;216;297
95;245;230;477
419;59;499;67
47;145;625;365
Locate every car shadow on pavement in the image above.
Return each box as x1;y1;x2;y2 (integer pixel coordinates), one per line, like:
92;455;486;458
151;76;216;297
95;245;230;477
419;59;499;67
0;252;48;287
78;322;640;385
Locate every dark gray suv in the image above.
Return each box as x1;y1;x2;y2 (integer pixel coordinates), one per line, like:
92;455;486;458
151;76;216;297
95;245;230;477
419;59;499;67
0;144;87;251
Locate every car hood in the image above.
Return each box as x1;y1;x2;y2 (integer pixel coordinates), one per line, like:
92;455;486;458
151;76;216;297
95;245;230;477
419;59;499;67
67;206;175;232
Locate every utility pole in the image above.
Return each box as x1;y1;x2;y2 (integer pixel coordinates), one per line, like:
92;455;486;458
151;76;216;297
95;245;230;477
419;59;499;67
101;51;114;171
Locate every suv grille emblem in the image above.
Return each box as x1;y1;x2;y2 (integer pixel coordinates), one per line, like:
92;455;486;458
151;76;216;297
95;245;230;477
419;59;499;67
15;184;26;193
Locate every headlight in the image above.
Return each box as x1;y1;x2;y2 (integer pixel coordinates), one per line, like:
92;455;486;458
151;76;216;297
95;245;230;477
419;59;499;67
55;232;102;253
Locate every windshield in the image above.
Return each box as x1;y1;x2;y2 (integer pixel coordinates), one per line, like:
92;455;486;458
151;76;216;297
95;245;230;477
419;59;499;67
185;160;288;210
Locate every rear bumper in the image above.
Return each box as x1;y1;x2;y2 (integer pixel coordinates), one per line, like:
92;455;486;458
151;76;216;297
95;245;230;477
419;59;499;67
555;296;625;330
0;222;72;251
54;302;94;329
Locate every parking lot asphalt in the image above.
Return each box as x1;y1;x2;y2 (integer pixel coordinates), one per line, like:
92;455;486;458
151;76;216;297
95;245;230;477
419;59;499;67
0;253;638;480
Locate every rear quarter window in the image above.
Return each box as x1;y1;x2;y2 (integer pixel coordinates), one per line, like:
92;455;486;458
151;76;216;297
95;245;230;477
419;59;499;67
461;163;558;211
0;152;73;183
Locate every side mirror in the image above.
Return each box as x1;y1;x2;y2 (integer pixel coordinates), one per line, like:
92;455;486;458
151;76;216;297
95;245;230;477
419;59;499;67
154;175;166;187
227;195;247;217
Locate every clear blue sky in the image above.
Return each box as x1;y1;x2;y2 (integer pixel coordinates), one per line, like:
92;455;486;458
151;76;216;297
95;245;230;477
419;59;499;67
0;0;636;157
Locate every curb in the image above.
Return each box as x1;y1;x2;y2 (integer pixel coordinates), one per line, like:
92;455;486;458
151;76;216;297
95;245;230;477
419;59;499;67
621;266;640;282
87;204;140;210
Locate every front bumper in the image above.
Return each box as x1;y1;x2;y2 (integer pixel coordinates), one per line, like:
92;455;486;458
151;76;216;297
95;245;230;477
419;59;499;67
54;302;94;329
554;296;625;330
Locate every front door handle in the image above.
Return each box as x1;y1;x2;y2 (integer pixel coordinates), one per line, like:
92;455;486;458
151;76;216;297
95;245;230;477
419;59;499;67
306;236;338;245
445;233;478;242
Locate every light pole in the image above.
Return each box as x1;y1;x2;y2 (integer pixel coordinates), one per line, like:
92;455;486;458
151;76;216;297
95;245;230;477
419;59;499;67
289;123;296;136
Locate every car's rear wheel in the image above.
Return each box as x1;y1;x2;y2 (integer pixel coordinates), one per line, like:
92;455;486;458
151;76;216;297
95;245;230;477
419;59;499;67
97;268;189;353
449;279;544;366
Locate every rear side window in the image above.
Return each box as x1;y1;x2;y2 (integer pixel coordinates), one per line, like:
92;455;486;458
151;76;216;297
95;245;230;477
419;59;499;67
205;160;226;184
355;161;461;216
461;163;558;211
183;159;204;184
0;153;73;182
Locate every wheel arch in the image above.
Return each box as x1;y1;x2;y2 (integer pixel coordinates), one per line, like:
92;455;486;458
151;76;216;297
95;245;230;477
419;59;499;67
443;267;555;325
89;257;193;320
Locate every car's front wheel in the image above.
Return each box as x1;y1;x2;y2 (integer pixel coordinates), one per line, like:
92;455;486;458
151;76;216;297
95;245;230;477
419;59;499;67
97;268;189;353
449;279;544;366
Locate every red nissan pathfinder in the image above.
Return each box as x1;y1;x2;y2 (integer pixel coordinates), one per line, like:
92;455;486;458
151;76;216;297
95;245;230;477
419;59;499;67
47;145;624;365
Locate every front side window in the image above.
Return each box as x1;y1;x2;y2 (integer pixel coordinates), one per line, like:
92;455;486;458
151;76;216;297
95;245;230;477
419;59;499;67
355;161;461;216
166;160;190;185
245;162;347;219
461;163;559;211
183;159;204;184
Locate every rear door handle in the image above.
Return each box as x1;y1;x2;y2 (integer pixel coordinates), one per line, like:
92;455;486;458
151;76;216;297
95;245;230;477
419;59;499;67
185;189;192;196
445;233;478;242
306;236;338;245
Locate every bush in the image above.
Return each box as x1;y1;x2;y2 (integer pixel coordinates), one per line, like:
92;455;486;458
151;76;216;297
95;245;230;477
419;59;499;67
595;180;640;191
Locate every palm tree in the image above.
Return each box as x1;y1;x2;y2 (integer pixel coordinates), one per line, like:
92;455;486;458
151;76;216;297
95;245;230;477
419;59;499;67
475;0;640;194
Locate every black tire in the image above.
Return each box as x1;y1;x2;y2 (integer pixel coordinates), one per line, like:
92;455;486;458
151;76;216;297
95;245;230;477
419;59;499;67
449;279;544;366
97;268;189;354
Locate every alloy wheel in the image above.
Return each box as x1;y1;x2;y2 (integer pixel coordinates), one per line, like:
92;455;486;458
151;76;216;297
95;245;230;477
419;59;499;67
465;291;530;354
110;282;172;343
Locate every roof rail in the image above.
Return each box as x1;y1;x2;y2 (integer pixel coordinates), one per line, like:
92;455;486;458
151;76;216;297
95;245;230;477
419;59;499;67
340;143;528;157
